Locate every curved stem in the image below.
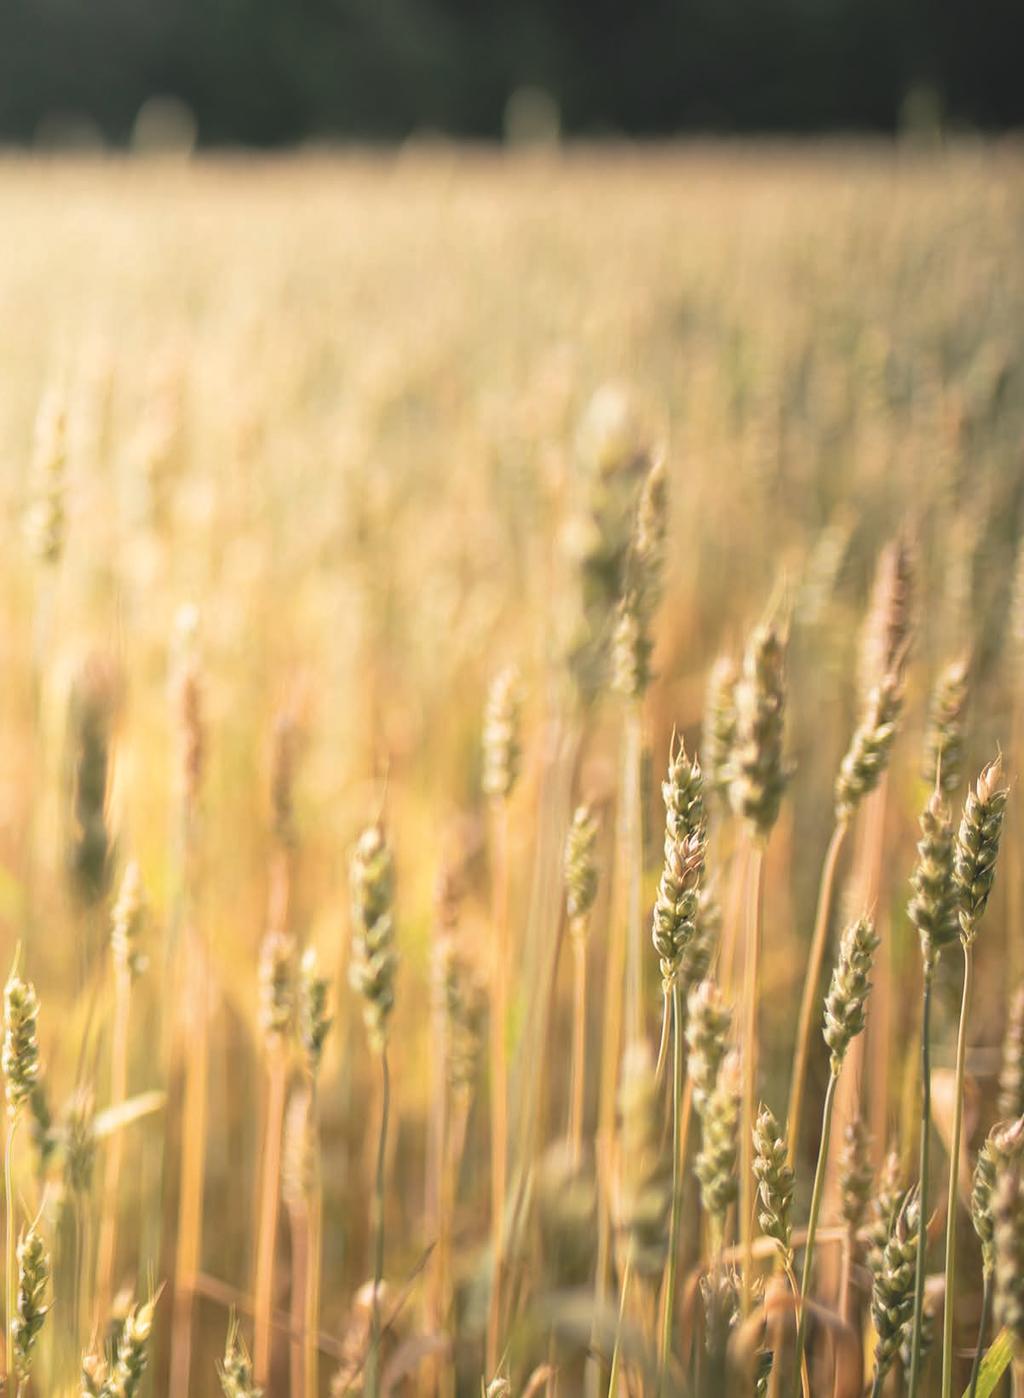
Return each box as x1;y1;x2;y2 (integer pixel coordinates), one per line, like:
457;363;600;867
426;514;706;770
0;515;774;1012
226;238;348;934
786;821;847;1166
792;1070;839;1398
782;1260;811;1398
741;842;765;1316
967;1268;992;1398
658;985;684;1392
907;961;934;1398
366;1047;391;1398
941;941;973;1398
869;1366;886;1398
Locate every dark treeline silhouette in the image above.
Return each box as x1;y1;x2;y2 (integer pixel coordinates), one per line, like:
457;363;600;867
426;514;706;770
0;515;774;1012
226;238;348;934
1;0;1021;146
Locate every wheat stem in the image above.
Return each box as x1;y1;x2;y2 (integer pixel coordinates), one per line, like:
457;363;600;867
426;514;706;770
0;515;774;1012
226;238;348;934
306;1086;322;1398
606;1253;632;1398
792;1069;839;1398
486;797;510;1376
96;964;131;1329
741;842;765;1316
623;704;644;1048
907;961;934;1398
787;820;847;1166
569;928;588;1165
658;982;684;1391
367;1048;391;1398
967;1269;992;1398
254;1050;288;1384
941;941;973;1398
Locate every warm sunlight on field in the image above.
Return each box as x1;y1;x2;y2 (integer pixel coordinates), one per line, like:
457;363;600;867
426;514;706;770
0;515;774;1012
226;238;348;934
1;144;1024;1395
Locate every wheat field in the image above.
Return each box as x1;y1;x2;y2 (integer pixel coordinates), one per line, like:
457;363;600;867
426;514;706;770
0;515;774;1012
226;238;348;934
1;143;1024;1396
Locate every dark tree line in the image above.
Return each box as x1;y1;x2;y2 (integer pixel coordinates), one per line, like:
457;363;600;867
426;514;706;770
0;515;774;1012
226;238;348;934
1;0;1021;146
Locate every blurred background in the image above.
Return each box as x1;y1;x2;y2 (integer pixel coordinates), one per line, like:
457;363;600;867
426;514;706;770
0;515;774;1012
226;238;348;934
1;0;1023;150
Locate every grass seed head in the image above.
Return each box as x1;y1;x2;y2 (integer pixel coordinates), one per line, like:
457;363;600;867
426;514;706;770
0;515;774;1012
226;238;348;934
652;738;706;991
258;928;296;1044
922;656;970;793
839;1115;874;1234
12;1223;50;1377
482;666;522;801
63;1085;97;1195
563;803;600;928
297;945;331;1078
994;1161;1024;1357
870;1188;920;1382
955;754;1009;943
823;916;879;1072
219;1316;262;1398
686;978;732;1116
616;1040;671;1278
973;1118;1024;1276
834;667;904;822
26;386;67;566
752;1102;794;1267
1000;984;1024;1121
611;456;668;700
3;971;40;1119
703;656;739;811
111;861;147;981
866;1149;904;1275
908;789;959;968
729;620;788;839
694;1050;742;1237
349;823;397;1052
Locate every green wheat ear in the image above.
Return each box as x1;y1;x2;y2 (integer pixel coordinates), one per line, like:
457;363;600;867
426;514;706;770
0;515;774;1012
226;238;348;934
922;656;970;793
703;655;739;812
870;1189;921;1384
752;1102;794;1267
12;1222;50;1378
219;1314;263;1398
297;945;332;1078
349;823;398;1052
994;1162;1024;1357
729;618;789;839
908;789;959;968
823;916;879;1071
954;754;1009;944
3;964;40;1119
1000;984;1024;1121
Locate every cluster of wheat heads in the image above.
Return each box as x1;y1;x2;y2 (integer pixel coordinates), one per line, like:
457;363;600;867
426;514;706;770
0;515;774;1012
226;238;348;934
1;150;1024;1398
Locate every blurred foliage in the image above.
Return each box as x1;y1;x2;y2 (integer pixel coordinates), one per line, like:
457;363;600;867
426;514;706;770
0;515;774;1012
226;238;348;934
0;0;1022;145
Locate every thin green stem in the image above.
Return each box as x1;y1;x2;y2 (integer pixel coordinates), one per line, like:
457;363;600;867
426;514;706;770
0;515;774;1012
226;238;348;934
967;1268;992;1398
367;1048;391;1398
787;820;847;1167
792;1069;839;1398
907;961;934;1398
870;1366;886;1398
658;984;684;1392
941;941;973;1398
